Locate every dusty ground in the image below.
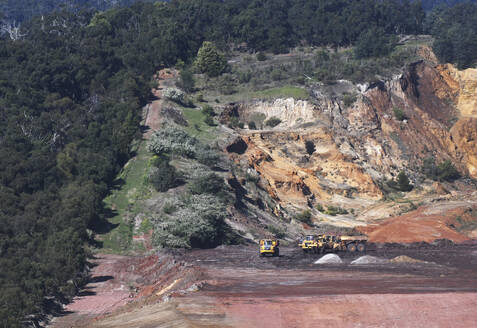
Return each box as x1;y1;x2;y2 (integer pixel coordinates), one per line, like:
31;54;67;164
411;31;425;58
50;244;477;328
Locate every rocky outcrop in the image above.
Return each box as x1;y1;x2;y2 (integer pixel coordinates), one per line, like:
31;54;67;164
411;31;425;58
225;60;477;219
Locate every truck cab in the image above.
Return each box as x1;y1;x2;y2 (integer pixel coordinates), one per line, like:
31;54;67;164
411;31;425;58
259;239;280;257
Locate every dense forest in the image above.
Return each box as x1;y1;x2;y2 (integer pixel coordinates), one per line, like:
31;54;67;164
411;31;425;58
0;0;476;326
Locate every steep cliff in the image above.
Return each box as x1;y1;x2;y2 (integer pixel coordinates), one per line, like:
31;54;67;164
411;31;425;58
225;61;477;229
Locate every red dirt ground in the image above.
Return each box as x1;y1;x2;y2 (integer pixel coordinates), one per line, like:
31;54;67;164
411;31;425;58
360;201;476;243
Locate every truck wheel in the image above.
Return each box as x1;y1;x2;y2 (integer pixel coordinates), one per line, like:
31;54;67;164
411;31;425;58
347;243;357;252
260;252;264;257
274;248;280;257
357;243;366;252
303;249;308;254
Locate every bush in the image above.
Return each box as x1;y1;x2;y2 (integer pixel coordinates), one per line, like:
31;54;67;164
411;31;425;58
163;202;177;214
228;116;241;129
268;225;286;239
204;115;215;126
196;147;220;167
265;117;282;128
188;172;225;195
202;104;215;117
325;206;348;216
153;194;229;248
195;41;228;77
148;160;180;192
422;157;460;182
305;140;315;155
238;70;252;83
355;27;396;59
393;107;407;121
296;210;312;225
387;171;413;192
316;204;325;212
163;87;186;104
257;52;267;61
178;69;195;93
343;93;357;108
248;121;257;130
148;126;199;157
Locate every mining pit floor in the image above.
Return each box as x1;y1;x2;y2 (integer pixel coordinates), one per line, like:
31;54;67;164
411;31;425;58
50;243;477;328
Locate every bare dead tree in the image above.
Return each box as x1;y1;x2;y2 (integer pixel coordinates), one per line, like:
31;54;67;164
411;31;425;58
0;20;27;40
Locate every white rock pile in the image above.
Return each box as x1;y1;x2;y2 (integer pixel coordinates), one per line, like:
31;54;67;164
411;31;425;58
350;255;389;265
314;254;343;264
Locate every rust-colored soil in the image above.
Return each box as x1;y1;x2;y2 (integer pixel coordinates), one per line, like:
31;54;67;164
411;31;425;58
51;244;477;328
360;201;476;243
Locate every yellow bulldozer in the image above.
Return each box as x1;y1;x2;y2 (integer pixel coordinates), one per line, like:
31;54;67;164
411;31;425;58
299;234;367;253
259;239;280;257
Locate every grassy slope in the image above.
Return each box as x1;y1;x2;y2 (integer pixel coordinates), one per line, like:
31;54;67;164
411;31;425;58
100;141;151;253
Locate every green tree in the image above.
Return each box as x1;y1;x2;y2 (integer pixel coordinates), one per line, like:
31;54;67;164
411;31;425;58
355;27;396;59
195;41;228;77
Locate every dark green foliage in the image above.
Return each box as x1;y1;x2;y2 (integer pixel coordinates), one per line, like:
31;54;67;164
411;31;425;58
204;115;215;126
195;41;228;77
316;204;325;212
343;93;357;108
428;3;477;68
257;52;267;61
265;117;282;127
248;121;257;130
149;158;180;192
355;27;397;59
268;225;286;239
393;107;407;121
202;104;215;117
305;140;315;155
188;173;225;196
423;157;460;182
387;171;413;192
178;69;195;93
296;210;312;225
325;206;348;216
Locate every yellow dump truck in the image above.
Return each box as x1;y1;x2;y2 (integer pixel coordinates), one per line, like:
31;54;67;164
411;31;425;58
259;239;280;257
299;234;367;253
298;235;325;253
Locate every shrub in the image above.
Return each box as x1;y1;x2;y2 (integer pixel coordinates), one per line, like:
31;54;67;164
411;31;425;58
265;117;281;128
188;172;225;195
178;69;195;93
163;87;186;104
238;70;252;83
202;105;215;117
393;107;407;121
268;225;286;239
195;93;204;102
257;52;267;61
325;206;348;216
343;93;357;108
305;140;315;155
437;160;460;182
387;171;413;192
204;115;215;126
354;27;396;59
296;210;312;225
153;194;229;248
228;116;241;129
195;41;228;77
316;204;325;212
163;202;177;214
196;147;220;167
248;121;257;130
148;125;199;157
148;161;180;192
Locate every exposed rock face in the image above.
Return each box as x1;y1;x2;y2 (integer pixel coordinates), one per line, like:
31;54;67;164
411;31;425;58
226;61;477;217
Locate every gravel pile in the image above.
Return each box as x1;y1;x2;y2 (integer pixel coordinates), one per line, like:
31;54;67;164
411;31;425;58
314;254;343;264
351;255;388;265
390;255;425;263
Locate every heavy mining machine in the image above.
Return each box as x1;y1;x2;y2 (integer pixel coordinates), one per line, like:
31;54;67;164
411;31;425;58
259;239;280;257
300;234;367;253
